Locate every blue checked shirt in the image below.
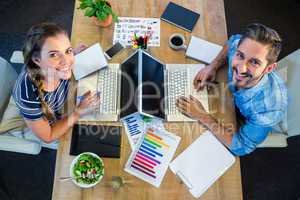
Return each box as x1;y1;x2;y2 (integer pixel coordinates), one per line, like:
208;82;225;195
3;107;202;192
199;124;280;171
226;34;288;156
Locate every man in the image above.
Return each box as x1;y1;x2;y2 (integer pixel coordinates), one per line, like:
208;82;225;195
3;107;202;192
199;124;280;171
176;23;288;156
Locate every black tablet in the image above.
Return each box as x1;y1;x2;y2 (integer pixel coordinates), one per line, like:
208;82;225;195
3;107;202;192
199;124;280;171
70;124;122;158
161;2;200;32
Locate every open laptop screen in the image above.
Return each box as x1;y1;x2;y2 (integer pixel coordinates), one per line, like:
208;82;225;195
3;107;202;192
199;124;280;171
120;51;139;118
141;51;165;119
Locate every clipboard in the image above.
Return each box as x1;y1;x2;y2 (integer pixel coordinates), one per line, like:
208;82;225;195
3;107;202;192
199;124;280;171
169;131;235;198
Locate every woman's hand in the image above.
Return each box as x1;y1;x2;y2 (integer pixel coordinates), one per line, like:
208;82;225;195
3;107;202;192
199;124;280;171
75;90;100;116
193;64;217;91
176;95;208;120
73;43;88;55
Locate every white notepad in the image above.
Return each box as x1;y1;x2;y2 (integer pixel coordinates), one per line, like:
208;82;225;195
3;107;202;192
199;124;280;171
169;130;235;198
185;36;222;64
72;43;108;80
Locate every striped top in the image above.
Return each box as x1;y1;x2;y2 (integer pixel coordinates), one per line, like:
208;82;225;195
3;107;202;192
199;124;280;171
13;68;70;124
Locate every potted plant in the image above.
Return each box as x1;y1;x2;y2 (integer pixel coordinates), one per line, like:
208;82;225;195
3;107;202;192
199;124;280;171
78;0;118;27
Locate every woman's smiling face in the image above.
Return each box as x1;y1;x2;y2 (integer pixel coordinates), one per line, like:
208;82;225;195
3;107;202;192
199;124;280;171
33;33;74;80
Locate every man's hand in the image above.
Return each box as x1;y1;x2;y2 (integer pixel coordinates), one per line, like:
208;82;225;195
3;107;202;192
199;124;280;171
176;95;208;120
193;64;217;91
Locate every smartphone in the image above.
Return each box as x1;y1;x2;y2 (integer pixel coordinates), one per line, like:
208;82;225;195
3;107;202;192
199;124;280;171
104;42;125;60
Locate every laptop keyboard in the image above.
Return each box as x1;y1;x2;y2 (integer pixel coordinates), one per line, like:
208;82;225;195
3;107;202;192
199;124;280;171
168;69;188;115
95;64;119;116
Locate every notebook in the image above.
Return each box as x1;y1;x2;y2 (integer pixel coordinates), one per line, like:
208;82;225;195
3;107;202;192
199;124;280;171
161;2;200;32
72;43;108;80
70;124;122;158
169;130;235;198
185;36;222;64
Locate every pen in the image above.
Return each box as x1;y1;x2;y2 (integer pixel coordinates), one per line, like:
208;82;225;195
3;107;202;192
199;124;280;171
207;80;219;85
197;80;219;85
77;91;101;101
144;35;148;49
77;95;85;101
134;32;137;40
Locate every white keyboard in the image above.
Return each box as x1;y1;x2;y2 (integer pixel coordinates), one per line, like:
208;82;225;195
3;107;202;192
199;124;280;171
167;69;188;115
95;64;119;116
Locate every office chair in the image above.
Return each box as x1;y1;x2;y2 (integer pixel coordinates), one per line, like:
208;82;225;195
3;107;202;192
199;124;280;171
258;49;300;147
0;56;41;154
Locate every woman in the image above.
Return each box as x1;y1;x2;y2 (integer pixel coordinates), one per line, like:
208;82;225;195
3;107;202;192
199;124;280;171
12;22;99;149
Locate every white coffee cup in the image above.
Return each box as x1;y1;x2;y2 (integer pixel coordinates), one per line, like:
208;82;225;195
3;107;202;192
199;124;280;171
169;33;187;50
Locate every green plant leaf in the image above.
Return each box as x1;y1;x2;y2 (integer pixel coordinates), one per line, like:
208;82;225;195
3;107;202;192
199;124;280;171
85;7;96;17
96;10;107;21
112;13;118;22
78;0;118;22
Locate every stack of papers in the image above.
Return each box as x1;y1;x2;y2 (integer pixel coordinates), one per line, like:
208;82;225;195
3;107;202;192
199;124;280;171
122;113;181;187
122;115;235;193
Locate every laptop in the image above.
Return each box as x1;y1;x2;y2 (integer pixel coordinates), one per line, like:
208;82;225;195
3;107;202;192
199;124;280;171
76;51;139;122
76;49;209;122
140;50;209;121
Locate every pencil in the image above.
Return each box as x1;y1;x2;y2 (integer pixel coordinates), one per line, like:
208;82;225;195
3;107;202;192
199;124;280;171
207;80;219;85
196;80;219;85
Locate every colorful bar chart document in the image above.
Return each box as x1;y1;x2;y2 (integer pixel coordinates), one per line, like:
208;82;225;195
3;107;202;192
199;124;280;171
124;126;181;187
122;112;164;150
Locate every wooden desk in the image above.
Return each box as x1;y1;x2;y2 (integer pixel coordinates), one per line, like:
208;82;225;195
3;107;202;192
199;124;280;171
52;0;243;199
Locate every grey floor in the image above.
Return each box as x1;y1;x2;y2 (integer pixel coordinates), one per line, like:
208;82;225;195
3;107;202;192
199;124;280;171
1;0;300;200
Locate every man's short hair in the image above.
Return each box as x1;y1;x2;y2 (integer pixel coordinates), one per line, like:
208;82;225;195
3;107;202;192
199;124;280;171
238;23;282;65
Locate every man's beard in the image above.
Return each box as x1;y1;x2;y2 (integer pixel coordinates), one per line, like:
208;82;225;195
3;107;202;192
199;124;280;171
233;68;265;89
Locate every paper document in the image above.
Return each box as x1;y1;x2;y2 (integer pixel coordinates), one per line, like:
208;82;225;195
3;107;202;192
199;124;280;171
73;43;107;80
169;131;235;198
122;112;164;150
124;126;180;188
113;17;160;47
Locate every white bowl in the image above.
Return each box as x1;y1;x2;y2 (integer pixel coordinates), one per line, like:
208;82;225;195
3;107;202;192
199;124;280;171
70;152;104;188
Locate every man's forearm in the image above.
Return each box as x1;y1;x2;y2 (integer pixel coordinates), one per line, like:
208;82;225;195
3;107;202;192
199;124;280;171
210;44;229;71
197;113;233;147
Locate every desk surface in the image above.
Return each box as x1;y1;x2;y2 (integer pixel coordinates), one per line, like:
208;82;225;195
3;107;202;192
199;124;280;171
52;0;242;199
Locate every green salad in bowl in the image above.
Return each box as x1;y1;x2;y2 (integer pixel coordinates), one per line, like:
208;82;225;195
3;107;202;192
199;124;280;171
70;152;104;188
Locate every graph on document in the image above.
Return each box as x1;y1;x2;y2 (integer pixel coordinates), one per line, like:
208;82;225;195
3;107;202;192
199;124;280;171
122;112;165;150
124;126;181;187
